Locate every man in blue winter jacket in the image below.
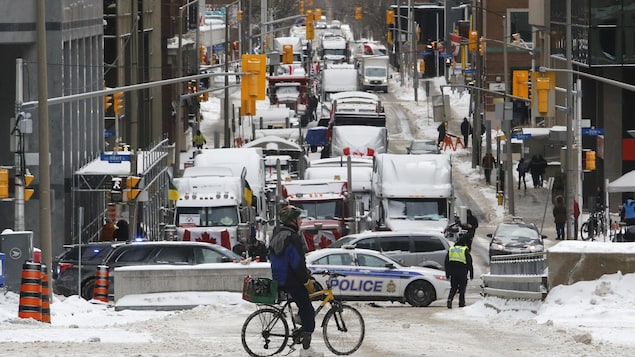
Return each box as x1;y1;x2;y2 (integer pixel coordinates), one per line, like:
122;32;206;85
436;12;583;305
269;205;321;356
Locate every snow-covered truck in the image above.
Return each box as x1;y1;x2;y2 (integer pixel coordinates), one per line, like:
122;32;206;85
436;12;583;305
357;55;389;93
320;34;349;65
281;179;350;251
330;125;387;158
173;168;251;249
371;153;454;234
320;65;358;102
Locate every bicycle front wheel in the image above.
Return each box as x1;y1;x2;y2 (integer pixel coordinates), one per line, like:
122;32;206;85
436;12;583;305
322;304;365;355
580;222;590;240
241;307;289;357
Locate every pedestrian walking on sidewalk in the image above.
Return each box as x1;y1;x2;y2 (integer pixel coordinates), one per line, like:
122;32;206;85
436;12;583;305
537;155;548;186
517;158;529;190
460;117;471;148
444;236;473;309
482;152;495;184
437;121;447;147
553;195;567;240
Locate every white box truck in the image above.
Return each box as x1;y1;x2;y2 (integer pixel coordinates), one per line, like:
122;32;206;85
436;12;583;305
371;153;454;234
358;55;389;93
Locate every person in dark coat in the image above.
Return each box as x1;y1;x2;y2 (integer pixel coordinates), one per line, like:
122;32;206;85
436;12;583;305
444;236;473;309
482;153;495;184
460;209;479;249
248;237;268;262
460;117;471;148
232;237;249;258
437;121;447;147
529;155;541;188
269;205;316;352
113;219;129;241
553;195;567;240
517;158;529;190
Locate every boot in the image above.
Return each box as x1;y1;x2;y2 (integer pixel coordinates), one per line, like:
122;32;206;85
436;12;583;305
301;331;312;350
447;300;452;309
299;347;325;357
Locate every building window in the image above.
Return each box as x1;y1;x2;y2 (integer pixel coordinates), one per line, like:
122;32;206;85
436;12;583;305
508;10;532;45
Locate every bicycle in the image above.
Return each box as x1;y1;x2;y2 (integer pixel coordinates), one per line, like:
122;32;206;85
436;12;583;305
241;271;365;356
580;208;606;241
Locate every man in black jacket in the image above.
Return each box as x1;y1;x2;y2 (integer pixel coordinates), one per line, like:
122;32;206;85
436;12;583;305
444;237;474;308
460;117;471;148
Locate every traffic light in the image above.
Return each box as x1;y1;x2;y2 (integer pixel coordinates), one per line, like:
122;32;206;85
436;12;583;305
306;10;314;23
387;31;392;44
307;0;313;6
479;36;485;56
386;10;394;25
315;8;322;19
282;45;294;64
419;60;425;74
23;172;34;201
469;30;478;52
110;177;122;202
104;94;113;112
0;168;8;199
417;26;421;42
512;70;529;99
585;150;596;171
237;10;243;22
125;176;141;201
355;7;362;20
535;76;551;114
306;22;315;40
199;45;206;64
240;54;266;116
299;0;304;14
113;91;124;116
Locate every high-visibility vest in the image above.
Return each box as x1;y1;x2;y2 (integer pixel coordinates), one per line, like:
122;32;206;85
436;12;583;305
448;246;468;264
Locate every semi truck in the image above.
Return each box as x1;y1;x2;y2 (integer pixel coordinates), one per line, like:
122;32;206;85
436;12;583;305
357;55;389;93
173;168;251;250
281;179;350;251
371;153;454;234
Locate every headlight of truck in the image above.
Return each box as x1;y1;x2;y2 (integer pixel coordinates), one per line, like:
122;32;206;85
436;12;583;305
363;78;370;84
381;78;387;84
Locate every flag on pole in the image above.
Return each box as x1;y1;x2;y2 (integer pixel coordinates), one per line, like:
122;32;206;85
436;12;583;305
169;180;179;201
450;33;462;60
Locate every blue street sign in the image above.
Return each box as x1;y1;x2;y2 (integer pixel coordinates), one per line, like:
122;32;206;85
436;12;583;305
463;69;476;74
581;128;604;136
100;153;131;163
419;51;433;56
104;130;115;138
511;133;532;140
439;53;453;58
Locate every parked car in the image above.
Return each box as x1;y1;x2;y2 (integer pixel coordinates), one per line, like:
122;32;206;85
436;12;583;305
54;241;241;300
327;231;450;270
52;242;116;281
306;246;450;307
487;218;545;260
407;139;440;154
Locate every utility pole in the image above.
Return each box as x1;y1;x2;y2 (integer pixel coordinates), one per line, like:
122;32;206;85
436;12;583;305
224;5;230;147
565;0;575;239
37;0;53;293
175;4;184;176
502;14;515;216
396;0;403;87
410;0;418;102
14;59;25;230
472;4;482;169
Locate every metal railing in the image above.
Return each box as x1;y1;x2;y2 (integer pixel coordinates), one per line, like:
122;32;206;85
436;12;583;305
481;252;549;301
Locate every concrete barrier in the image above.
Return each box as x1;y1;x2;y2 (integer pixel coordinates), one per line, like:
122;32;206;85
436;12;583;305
547;241;635;287
113;262;272;304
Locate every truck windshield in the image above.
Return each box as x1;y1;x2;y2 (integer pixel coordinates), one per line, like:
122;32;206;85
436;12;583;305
176;206;239;227
294;200;343;220
386;198;447;220
365;68;386;77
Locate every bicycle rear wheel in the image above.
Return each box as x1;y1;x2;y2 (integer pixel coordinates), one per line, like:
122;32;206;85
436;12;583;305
322;304;365;355
241;307;289;357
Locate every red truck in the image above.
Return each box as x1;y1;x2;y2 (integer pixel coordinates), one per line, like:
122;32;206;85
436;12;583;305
281;179;350;251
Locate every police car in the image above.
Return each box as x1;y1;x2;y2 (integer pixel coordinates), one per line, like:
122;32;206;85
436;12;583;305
306;246;450;307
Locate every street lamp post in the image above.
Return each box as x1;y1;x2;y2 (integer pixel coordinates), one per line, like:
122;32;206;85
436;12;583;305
502;14;515;216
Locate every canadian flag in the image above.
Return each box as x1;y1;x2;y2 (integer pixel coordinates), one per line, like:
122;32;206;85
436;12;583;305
450;33;462;60
183;229;232;250
302;230;339;252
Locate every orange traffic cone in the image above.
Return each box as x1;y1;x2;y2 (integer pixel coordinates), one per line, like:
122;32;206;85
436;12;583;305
93;265;110;302
40;265;51;323
18;261;42;321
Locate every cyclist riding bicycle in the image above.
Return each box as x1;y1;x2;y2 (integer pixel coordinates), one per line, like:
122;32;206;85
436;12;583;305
269;205;321;356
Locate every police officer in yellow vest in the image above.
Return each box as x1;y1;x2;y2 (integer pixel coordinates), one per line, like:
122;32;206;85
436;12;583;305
444;235;474;309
